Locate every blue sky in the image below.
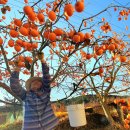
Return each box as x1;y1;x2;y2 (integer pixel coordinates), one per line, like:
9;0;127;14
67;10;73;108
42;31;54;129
0;0;130;106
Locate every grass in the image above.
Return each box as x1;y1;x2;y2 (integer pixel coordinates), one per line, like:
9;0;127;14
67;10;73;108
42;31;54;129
0;120;22;130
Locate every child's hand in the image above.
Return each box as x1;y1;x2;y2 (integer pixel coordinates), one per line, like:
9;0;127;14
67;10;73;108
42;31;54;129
37;52;44;61
13;60;21;72
37;52;47;63
14;60;18;67
41;59;46;63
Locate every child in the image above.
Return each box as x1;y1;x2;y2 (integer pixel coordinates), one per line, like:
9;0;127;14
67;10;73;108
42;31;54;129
10;55;59;130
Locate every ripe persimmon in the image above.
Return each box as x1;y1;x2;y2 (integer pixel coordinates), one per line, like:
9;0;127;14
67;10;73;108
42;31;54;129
54;28;63;36
64;4;74;17
24;0;28;3
108;44;115;51
23;23;30;28
32;43;38;49
0;0;7;4
75;1;84;12
14;45;21;52
30;29;39;37
37;13;45;23
25;42;32;50
78;32;85;42
18;55;25;62
16;39;23;46
18;61;25;67
120;56;127;62
85;33;91;39
99;67;104;73
48;11;56;21
19;27;29;36
96;49;104;56
28;12;36;21
13;18;22;27
25;56;32;63
23;6;33;15
22;41;27;48
8;39;14;47
68;29;75;38
0;37;3;46
72;35;80;43
114;43;118;49
48;32;56;41
86;53;92;59
9;30;19;38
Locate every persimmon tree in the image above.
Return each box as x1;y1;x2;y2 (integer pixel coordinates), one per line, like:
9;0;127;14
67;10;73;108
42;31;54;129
0;0;130;128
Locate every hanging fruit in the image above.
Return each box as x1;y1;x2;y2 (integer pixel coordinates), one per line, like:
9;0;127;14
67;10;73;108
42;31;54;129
48;11;57;21
75;1;85;12
64;4;74;17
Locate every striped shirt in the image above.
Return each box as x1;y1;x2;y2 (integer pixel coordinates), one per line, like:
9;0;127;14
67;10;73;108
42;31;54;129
10;63;59;130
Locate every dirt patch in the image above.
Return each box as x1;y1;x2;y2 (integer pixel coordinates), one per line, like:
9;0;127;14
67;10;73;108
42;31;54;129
55;112;125;130
53;102;129;130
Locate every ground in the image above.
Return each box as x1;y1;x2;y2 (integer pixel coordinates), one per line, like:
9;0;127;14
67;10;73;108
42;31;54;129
0;113;125;130
54;106;126;130
1;98;130;130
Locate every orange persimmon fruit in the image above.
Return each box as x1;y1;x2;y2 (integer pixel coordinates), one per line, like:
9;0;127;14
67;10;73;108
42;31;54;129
19;27;29;36
48;32;56;41
96;49;104;56
8;39;14;47
14;18;22;27
0;37;3;46
54;28;63;36
120;56;127;62
9;30;19;38
23;6;33;15
14;45;21;52
72;35;80;43
30;29;39;37
108;44;115;51
64;4;74;17
75;1;84;12
78;32;85;42
37;13;45;23
48;11;56;21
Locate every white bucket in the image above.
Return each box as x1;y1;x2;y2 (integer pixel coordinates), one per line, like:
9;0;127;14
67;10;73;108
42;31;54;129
66;103;87;127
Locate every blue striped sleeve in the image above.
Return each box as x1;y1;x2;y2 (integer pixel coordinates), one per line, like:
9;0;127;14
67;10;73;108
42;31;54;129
10;71;26;101
42;62;51;93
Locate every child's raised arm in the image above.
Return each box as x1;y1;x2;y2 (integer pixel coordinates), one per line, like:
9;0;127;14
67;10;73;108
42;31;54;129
10;67;26;101
37;52;51;93
41;59;51;93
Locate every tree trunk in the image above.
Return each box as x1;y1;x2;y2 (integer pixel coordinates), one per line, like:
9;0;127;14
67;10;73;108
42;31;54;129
100;100;115;126
13;104;17;120
116;104;124;125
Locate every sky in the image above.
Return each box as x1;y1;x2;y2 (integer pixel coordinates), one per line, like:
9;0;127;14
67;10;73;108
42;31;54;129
0;0;130;106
